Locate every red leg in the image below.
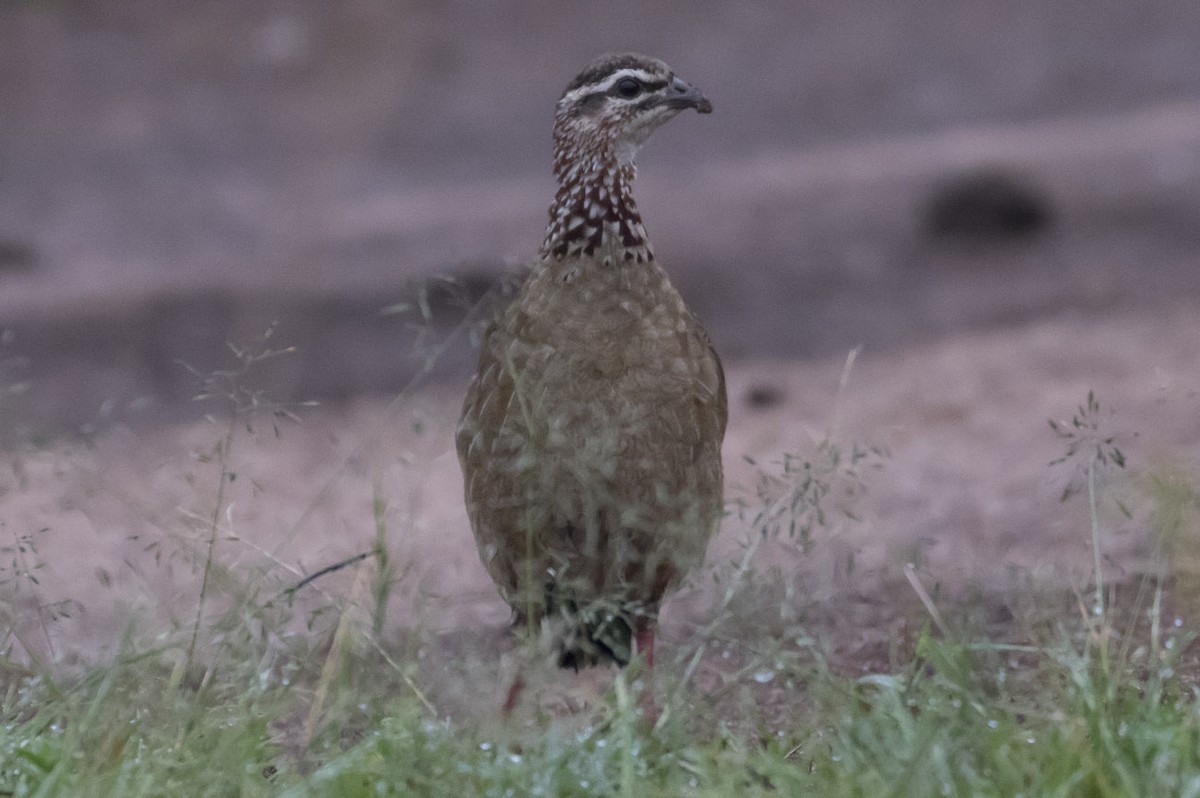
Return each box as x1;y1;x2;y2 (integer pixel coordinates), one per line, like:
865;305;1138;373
633;626;662;724
634;628;655;669
502;672;526;714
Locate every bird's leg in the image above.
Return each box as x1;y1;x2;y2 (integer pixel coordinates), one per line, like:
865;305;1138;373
502;670;527;714
500;614;532;715
633;623;662;724
634;627;655;669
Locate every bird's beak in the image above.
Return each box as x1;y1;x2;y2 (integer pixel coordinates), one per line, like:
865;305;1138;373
662;76;713;114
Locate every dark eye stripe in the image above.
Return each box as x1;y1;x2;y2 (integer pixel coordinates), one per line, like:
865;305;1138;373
613;79;667;96
577;91;605;108
572;79;671;112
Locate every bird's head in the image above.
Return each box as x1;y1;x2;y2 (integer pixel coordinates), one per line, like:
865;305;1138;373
552;53;712;172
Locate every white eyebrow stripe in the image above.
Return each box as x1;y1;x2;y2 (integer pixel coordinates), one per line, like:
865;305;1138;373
560;68;665;105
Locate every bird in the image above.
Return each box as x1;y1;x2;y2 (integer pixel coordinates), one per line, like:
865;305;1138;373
456;53;726;676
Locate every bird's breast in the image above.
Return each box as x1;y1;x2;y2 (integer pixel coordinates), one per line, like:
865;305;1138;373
501;276;711;453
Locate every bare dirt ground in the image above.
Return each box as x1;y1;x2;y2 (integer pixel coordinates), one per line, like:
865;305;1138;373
4;303;1198;720
2;2;1200;717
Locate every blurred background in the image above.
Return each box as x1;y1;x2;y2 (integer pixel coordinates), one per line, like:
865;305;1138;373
2;0;1199;437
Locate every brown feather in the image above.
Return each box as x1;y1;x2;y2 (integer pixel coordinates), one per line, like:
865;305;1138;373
456;53;723;667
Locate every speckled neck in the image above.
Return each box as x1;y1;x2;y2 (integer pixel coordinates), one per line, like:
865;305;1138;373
540;120;654;265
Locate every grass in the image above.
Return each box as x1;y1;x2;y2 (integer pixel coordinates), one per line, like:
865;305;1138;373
2;324;1200;795
5;594;1200;797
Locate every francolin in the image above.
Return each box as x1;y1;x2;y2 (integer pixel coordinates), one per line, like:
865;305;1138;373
456;53;726;674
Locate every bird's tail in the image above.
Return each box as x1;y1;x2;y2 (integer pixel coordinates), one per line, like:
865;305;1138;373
541;594;649;669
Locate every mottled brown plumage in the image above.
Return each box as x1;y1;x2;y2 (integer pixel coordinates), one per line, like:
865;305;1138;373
456;53;725;668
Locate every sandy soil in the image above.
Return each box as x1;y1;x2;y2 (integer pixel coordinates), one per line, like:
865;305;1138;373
4;303;1197;697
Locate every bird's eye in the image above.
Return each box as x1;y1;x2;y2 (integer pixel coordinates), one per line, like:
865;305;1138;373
615;77;641;98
